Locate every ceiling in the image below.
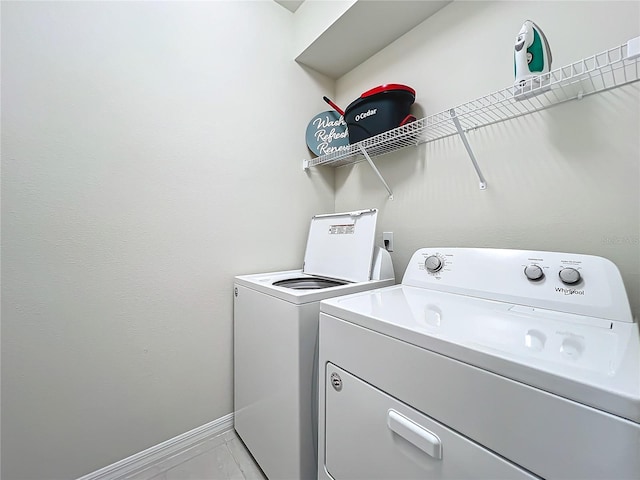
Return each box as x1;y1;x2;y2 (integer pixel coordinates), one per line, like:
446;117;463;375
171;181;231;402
295;0;451;78
274;0;304;13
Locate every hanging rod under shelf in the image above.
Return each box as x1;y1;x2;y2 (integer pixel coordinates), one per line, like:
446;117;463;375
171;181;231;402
303;35;640;173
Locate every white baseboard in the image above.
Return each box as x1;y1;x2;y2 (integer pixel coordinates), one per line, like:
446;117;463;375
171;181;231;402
77;413;234;480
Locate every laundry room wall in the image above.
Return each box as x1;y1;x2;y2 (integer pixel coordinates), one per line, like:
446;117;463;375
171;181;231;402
333;1;640;316
1;2;334;479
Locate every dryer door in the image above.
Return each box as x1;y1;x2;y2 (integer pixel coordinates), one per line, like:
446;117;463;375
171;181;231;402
324;363;538;480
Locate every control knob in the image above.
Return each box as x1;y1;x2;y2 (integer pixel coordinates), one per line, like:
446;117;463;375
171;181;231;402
425;255;444;273
524;264;544;281
559;267;581;285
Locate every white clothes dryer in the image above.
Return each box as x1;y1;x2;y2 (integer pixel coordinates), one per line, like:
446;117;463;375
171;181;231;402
233;209;395;480
318;248;639;480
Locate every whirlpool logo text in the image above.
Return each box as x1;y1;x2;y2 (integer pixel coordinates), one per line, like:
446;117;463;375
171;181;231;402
555;287;585;296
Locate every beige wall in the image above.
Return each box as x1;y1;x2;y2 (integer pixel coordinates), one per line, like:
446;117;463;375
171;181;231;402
334;1;640;316
1;2;334;478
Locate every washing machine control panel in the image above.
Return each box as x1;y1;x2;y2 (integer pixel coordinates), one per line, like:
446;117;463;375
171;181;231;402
404;248;632;323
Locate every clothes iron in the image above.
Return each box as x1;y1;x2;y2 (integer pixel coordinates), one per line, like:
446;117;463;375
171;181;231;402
514;20;552;99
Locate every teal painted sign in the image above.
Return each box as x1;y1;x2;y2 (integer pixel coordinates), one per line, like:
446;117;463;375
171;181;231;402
306;110;350;157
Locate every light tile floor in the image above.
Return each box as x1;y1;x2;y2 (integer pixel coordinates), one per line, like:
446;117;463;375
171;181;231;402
131;429;267;480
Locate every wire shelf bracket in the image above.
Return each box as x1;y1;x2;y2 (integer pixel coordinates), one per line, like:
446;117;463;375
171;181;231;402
450;108;487;190
358;144;394;199
302;36;640;196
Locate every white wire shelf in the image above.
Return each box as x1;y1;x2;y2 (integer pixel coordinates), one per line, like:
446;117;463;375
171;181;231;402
303;37;640;177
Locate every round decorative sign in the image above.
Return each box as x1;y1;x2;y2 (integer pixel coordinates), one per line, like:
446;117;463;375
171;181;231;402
305;110;350;157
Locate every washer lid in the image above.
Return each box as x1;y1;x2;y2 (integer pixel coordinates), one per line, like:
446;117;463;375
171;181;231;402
303;209;378;283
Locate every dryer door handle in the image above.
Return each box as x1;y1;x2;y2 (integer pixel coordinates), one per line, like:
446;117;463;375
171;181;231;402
387;409;443;460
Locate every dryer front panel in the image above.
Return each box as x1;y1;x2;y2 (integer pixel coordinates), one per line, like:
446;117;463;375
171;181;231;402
323;362;537;480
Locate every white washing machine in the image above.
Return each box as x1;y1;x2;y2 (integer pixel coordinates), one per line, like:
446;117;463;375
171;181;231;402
233;209;395;480
318;247;639;480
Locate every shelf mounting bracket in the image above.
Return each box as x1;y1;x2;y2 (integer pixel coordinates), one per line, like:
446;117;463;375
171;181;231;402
358;144;394;200
450;108;487;190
